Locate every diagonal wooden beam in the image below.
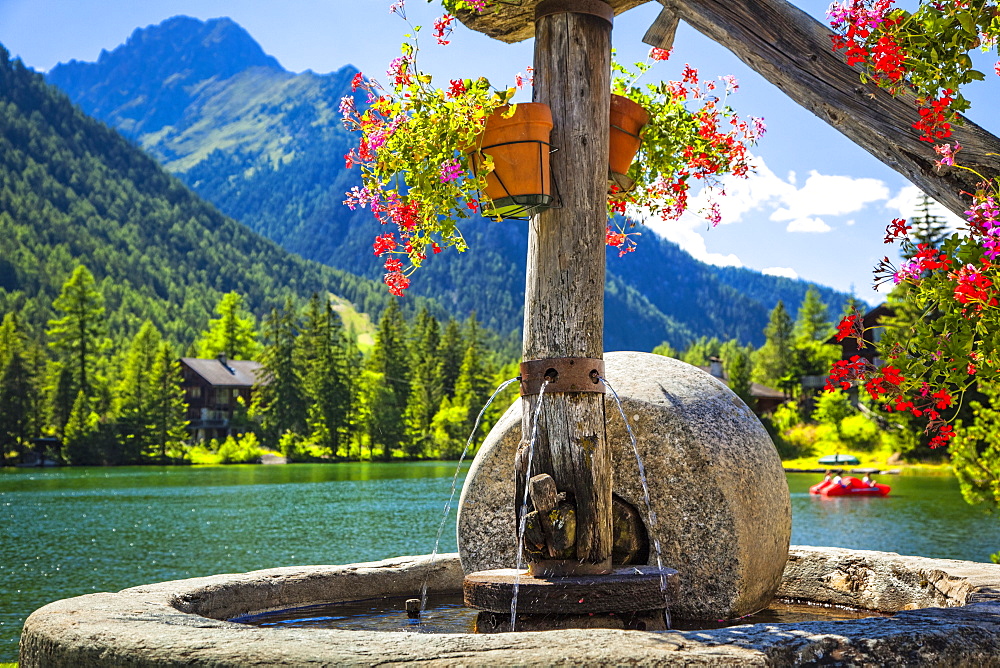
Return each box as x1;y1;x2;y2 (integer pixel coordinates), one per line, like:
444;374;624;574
647;0;1000;220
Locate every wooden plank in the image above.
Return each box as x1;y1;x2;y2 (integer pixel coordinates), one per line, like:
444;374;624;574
655;0;1000;220
516;4;614;573
464;566;678;614
452;0;651;44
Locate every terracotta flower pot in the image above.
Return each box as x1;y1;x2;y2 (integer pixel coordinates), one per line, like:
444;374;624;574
609;94;650;180
472;103;554;218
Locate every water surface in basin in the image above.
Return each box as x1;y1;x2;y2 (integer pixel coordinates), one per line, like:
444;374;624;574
231;593;887;633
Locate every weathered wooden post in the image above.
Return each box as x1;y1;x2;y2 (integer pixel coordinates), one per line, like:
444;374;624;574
517;0;614;575
462;0;676;629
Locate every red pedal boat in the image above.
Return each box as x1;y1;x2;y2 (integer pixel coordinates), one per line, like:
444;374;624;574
809;476;890;497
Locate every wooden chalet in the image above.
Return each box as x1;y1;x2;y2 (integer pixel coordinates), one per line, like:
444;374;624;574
179;355;262;442
700;356;786;415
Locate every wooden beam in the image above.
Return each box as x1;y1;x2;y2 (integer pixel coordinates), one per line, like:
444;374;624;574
517;3;614;574
452;0;650;44
651;0;1000;220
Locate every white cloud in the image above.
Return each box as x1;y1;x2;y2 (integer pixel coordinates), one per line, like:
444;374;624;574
886;185;965;232
785;217;832;233
770;171;888;221
640;156;896;266
762;266;799;279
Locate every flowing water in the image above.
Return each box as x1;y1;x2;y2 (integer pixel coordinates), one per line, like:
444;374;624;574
2;465;999;660
419;377;519;612
511;378;550;630
602;377;671;626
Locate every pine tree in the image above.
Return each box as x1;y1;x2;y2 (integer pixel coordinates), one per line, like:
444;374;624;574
63;389;99;465
724;345;755;409
115;320;162;463
437;319;463;400
792;287;838;377
365;299;410;458
0;312;17;367
299;294;352;457
254;299;306;446
47;361;75;438
793;287;831;343
404;308;442;457
47;265;107;398
454;314;493;435
906;193;950;257
195;292;261;360
754;301;794;388
148;342;189;461
0;325;35;462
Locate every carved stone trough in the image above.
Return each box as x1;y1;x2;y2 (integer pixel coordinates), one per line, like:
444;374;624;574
19;546;1000;666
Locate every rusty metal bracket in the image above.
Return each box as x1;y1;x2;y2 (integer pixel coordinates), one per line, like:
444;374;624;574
535;0;614;25
519;357;605;396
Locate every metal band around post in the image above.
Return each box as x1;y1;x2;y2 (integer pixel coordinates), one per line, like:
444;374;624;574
519;357;606;396
535;0;614;25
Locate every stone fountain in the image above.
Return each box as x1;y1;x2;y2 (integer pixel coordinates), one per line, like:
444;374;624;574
20;352;1000;666
18;0;1000;662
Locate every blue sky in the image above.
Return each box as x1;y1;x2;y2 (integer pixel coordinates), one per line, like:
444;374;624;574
2;0;998;305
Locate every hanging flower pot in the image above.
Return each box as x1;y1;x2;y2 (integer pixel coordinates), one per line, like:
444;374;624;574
472;103;554;219
608;94;650;192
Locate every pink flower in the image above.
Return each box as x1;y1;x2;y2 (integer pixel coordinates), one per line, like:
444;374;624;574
933;141;961;168
439;159;463;183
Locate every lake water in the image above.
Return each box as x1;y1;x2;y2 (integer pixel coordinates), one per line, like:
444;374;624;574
2;464;998;661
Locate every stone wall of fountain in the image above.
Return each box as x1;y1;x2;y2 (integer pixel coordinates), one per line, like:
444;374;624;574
461;352;792;619
19;547;1000;666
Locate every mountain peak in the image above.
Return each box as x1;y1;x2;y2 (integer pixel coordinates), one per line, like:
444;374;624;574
47;15;283;137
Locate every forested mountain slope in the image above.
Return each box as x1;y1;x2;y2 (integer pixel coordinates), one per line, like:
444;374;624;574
0;45;439;348
47;16;854;349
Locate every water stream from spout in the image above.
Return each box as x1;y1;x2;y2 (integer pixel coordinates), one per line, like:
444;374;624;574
420;377;521;612
510;378;550;631
601;377;672;629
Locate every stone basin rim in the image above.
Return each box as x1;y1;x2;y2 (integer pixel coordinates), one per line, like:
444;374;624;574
19;545;1000;667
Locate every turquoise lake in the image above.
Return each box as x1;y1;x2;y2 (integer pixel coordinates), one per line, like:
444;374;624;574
2;463;999;661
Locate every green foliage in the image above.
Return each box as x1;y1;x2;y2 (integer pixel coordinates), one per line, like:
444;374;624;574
771;402;801;433
299;294;354;457
839;414;880;452
195;292;261;360
253;299;307;444
754;300;794;387
430;398;470;460
147;343;189;461
651;341;678;358
62;390;99;465
215;432;263;464
46;265;108;398
365;300;410;458
951;382;1000;510
680;336;720;366
454;314;494;434
724;344;754;408
812;390;856;433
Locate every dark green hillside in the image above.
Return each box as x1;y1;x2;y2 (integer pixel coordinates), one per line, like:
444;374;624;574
0;45;436;347
47;16;853;349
